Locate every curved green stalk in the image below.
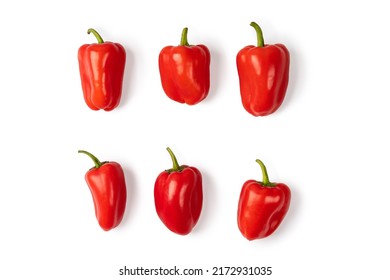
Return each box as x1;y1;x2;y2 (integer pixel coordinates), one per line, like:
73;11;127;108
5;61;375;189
180;27;190;46
78;150;103;168
256;159;275;186
167;147;183;172
250;22;264;48
87;28;104;44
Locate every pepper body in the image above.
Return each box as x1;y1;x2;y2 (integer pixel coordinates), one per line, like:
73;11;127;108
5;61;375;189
78;28;126;111
159;28;210;105
237;22;290;116
79;150;127;231
237;160;291;240
154;148;203;235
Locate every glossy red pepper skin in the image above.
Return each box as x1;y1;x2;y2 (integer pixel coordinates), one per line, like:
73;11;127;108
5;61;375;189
159;28;210;105
237;160;291;240
78;28;126;111
79;150;127;231
154;147;203;235
237;22;290;116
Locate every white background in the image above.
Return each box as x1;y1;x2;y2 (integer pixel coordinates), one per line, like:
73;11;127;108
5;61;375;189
1;0;389;279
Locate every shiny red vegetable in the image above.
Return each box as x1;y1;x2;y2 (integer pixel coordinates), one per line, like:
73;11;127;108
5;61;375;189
237;159;291;240
237;22;290;116
158;27;210;105
154;147;203;235
78;28;126;111
79;150;127;231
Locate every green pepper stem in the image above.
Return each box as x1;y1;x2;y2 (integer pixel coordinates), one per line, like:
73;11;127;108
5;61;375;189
250;22;264;48
78;150;103;168
256;159;272;186
87;28;104;44
166;147;183;172
180;27;190;46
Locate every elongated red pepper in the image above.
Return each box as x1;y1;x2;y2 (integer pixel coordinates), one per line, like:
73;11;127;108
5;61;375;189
158;27;210;105
154;147;203;235
78;28;126;111
237;159;291;240
79;150;127;231
237;22;290;116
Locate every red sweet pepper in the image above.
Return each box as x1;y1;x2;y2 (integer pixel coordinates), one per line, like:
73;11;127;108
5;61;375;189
237;22;290;116
158;27;210;105
78;28;126;111
78;150;127;231
154;147;203;235
237;159;291;240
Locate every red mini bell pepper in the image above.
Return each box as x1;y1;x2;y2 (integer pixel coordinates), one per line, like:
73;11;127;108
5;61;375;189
158;27;210;105
78;150;127;231
78;28;126;111
237;159;291;240
154;147;203;235
237;22;290;116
